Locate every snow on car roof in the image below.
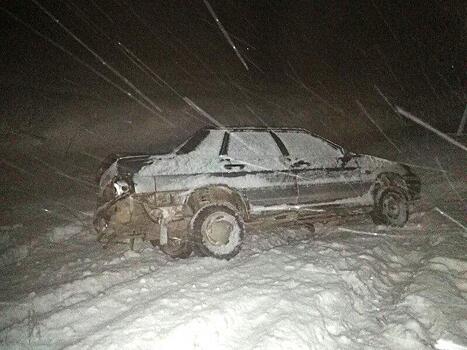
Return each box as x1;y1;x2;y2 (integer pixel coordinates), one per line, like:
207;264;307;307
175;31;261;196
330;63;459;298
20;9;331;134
204;126;310;133
202;126;343;150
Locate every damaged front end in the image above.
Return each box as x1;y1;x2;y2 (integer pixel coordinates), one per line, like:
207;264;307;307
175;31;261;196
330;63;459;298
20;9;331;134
94;175;142;245
94;167;191;249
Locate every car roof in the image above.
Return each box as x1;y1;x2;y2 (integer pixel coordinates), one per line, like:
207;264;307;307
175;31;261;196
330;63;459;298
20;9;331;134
202;126;343;150
204;126;310;133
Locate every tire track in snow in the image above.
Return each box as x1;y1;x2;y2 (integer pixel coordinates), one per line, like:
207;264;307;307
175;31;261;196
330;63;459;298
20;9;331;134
60;245;304;349
0;229;305;339
61;240;403;349
2;239;293;348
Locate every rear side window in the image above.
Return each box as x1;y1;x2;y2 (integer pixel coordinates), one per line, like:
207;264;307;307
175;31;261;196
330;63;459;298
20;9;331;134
277;131;342;165
228;131;284;168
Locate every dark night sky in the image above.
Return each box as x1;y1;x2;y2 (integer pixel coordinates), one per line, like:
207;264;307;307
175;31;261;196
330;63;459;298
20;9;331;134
0;1;465;136
1;1;464;78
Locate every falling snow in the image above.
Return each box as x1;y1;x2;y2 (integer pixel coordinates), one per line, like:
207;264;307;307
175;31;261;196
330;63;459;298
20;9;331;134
0;1;465;349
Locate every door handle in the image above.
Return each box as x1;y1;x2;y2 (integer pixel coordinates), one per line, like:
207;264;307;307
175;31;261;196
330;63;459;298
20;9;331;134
291;160;311;168
224;163;245;170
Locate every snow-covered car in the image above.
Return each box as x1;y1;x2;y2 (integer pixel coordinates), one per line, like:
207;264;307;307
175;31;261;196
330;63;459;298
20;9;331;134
94;127;420;259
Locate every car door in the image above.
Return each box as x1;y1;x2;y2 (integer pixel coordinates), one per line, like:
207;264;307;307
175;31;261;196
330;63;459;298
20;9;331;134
276;131;366;204
222;130;297;206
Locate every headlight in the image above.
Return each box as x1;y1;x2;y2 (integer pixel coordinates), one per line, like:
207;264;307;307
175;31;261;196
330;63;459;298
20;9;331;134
113;180;130;196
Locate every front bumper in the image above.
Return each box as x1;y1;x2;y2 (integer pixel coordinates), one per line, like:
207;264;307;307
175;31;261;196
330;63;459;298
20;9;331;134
93;193;190;245
93;193;132;236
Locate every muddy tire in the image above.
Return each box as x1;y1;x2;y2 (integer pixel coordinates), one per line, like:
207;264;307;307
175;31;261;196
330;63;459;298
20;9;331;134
151;239;192;259
371;189;409;227
191;204;244;260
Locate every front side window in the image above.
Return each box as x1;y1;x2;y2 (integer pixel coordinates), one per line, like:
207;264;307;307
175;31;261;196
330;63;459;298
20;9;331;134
277;131;342;167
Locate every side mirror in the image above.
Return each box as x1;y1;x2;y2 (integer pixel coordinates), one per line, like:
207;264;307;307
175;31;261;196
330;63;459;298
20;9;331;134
338;151;353;167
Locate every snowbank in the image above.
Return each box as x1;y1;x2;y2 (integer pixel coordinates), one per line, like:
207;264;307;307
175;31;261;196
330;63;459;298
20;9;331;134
47;223;83;243
0;225;30;267
0;244;30;267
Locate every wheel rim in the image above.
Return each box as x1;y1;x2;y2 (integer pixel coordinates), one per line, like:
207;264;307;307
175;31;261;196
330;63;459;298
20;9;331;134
382;193;402;219
201;212;237;246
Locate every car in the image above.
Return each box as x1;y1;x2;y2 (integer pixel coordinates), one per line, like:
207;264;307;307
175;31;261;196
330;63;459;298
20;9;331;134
94;127;421;259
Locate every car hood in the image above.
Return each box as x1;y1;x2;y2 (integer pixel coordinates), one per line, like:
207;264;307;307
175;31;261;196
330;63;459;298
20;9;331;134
119;152;184;175
117;154;159;176
98;153;174;187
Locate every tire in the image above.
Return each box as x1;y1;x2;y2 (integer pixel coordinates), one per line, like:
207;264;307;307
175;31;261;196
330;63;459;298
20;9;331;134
371;189;409;227
191;204;244;260
150;239;192;259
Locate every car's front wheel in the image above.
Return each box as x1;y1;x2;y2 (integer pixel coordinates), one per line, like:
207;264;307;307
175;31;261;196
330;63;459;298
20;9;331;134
371;189;409;227
191;204;244;260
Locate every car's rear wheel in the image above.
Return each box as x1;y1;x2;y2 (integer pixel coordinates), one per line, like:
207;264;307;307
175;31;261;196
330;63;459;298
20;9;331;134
371;189;409;227
191;204;244;260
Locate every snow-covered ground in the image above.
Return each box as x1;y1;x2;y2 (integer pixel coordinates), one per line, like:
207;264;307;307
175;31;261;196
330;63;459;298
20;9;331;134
0;135;466;350
1;214;466;349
